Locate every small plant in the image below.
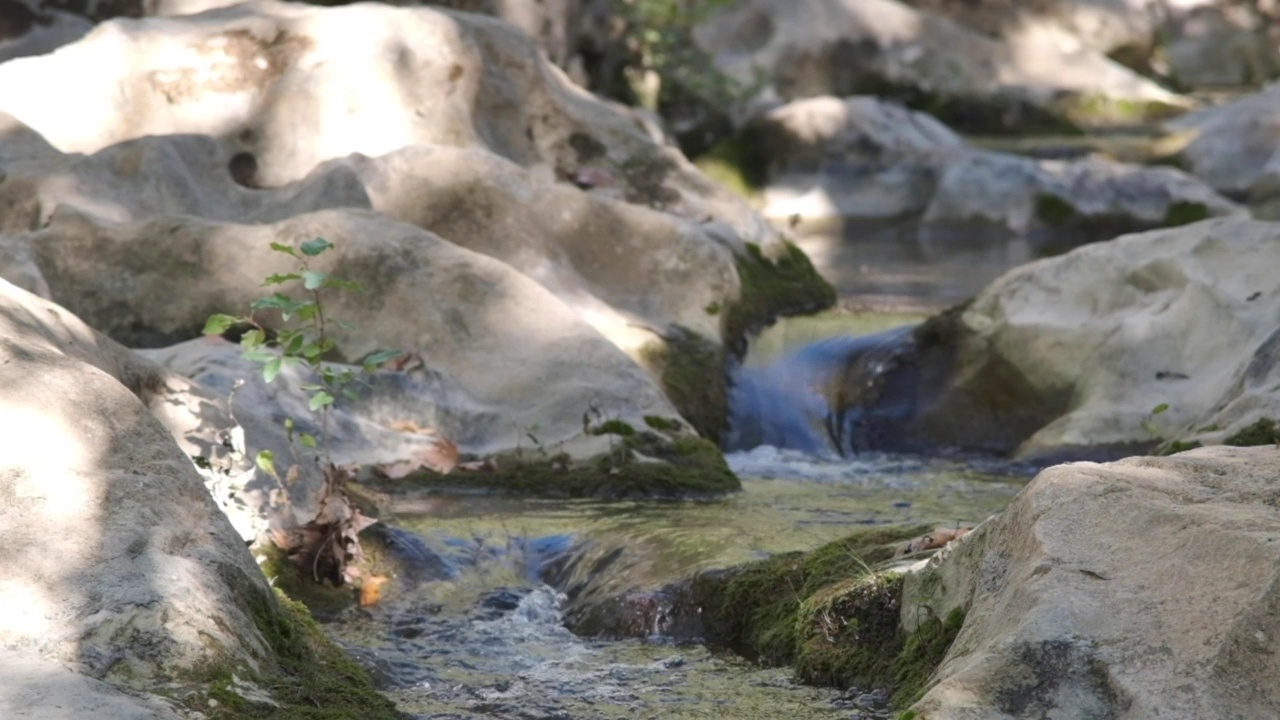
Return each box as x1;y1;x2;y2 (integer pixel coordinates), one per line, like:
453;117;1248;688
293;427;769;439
204;237;399;592
203;237;399;472
1140;402;1170;439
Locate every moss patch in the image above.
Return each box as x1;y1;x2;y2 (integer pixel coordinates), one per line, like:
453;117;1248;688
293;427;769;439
360;431;739;499
640;325;730;443
1034;193;1077;226
1155;438;1203;456
1162;200;1209;227
691;526;965;710
194;570;400;719
841;74;1081;136
693;136;768;200
1053;93;1186;126
1225;418;1280;446
725;242;837;356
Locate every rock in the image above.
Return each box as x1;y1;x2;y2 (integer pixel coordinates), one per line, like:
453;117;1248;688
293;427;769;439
902;446;1280;719
0;0;91;64
1163;2;1280;88
842;217;1280;460
752;96;1239;301
20;205;682;458
693;0;1188;134
0;2;834;438
1165;85;1280;208
0;276;395;715
898;0;1159;56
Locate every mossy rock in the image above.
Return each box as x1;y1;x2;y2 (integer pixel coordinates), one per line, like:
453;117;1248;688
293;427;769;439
640;326;730;443
1052;93;1187;127
691;526;966;710
1225;418;1280;446
693;135;768;200
725;241;837;355
843;74;1082;136
190;570;401;719
359;432;739;499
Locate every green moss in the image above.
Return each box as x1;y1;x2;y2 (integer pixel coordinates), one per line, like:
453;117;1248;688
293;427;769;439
725;242;836;356
1155;438;1202;456
640;325;730;442
363;432;739;499
691;526;927;664
897;712;919;720
590;419;638;437
1162;200;1210;227
194;570;401;719
693;136;768;199
842;74;1081;135
693;526;965;712
1034;193;1077;226
891;608;965;708
1054;94;1185;126
1224;418;1280;446
643;415;685;432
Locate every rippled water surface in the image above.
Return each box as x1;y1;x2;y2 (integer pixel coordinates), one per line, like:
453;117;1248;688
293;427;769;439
327;449;1030;719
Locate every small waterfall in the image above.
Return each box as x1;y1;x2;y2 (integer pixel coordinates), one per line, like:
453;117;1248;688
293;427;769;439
727;325;917;456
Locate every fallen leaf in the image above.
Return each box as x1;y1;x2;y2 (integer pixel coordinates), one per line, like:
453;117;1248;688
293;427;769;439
358;575;390;607
899;526;973;556
457;458;498;472
378;435;461;478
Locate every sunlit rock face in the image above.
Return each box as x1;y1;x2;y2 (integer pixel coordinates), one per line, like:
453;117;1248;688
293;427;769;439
0;1;828;445
837;217;1280;461
1166;85;1280;213
693;0;1187;134
902;446;1280;719
0;278;276;707
750;96;1240;302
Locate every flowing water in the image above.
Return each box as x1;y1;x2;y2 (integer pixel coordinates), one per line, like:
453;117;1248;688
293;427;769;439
326;313;1034;719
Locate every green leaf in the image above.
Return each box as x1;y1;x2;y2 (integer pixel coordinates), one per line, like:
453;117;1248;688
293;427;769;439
240;328;267;350
270;242;299;258
256;450;276;477
296;303;320;322
302;270;328;290
300;237;334;257
301;342;324;359
343;388;361;401
299;383;324;391
203;314;240;336
298;432;318;449
263;273;302;286
1151;403;1170;415
243;347;276;363
251;293;294;311
282;331;305;355
309;391;334;411
262;357;283;383
363;349;403;369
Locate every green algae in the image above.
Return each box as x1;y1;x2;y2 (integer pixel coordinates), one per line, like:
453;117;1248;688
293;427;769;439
726;241;837;355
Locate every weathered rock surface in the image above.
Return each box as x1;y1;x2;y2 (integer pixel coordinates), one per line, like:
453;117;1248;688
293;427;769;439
902;446;1280;719
837;217;1280;460
752;96;1239;301
694;0;1187;133
0;276;316;708
1165;84;1280;211
0;0;91;63
18;206;681;456
0;1;833;442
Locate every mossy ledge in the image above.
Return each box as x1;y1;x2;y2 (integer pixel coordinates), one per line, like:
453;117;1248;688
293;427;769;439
726;241;837;356
690;526;964;711
359;431;740;499
188;570;402;719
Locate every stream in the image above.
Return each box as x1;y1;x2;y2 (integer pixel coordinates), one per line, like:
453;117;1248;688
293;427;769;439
326;314;1034;719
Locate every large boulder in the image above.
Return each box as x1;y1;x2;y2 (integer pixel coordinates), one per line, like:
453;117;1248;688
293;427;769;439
1164;84;1280;214
693;0;1188;133
0;1;835;440
0;276;396;715
902;446;1280;719
751;96;1239;301
830;216;1280;460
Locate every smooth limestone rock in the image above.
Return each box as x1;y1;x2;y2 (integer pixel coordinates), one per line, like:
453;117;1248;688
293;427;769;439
898;0;1158;56
842;216;1280;460
1165;84;1280;212
751;96;1239;300
902;446;1280;719
0;277;268;703
18;206;681;458
694;0;1187;133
